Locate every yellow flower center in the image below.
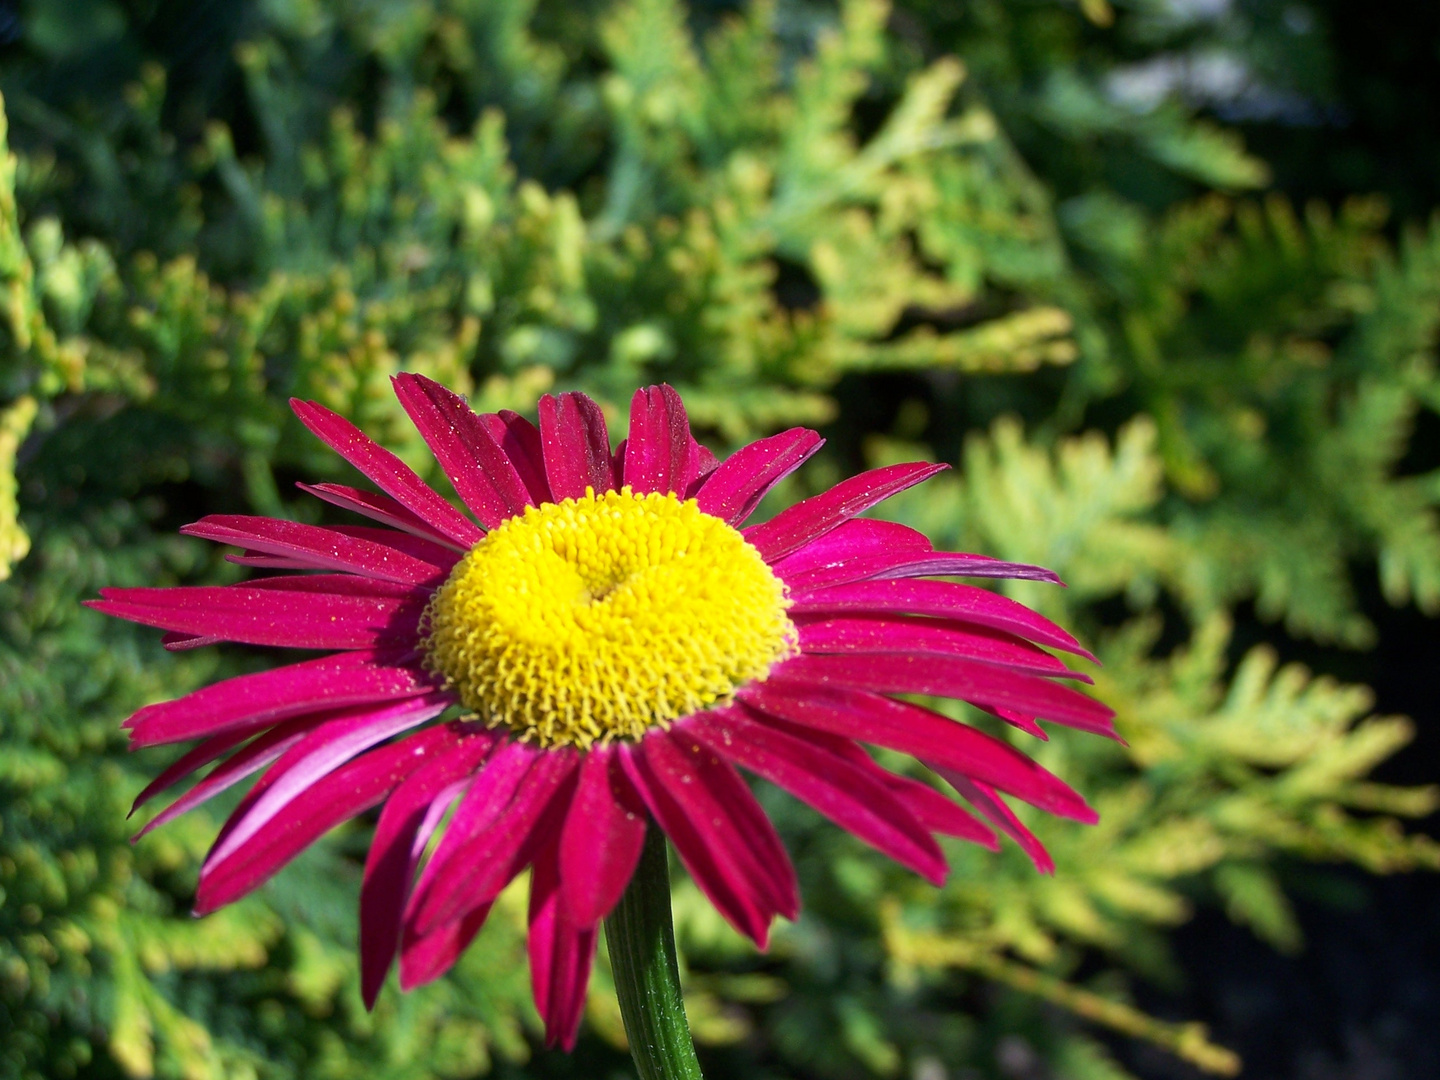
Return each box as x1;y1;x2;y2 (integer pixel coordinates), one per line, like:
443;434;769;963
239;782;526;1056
421;487;795;749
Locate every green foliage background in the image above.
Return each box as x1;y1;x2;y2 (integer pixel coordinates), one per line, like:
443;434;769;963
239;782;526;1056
3;1;1438;1077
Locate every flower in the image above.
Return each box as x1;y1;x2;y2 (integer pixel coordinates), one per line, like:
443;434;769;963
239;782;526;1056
90;375;1114;1049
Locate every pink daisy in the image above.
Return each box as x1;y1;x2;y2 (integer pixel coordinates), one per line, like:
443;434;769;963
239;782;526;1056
89;376;1113;1050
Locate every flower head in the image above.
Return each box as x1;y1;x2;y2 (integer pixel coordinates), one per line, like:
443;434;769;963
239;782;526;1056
90;376;1114;1049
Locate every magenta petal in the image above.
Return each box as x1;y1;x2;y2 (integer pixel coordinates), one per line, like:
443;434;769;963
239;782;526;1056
931;770;1055;873
872;554;1063;585
194;723;466;914
558;746;648;925
611;439;627;486
618;742;774;948
298;482;468;550
695;428;825;525
623;385;694;495
774;520;1060;589
360;730;497;1007
788;578;1097;661
665;730;798;917
686;709;947;885
738;680;1096;823
744;462;949;562
240;574;421;598
876;772;998;848
290;397;483;548
771;518;932;589
162;632;222;651
183;515;452;585
130;728;257;815
226;531;455;586
480;410;553;505
731;711;999;850
774;653;1114;736
539;392;615;500
392;373;534;528
407;740;536;919
529;843;599;1050
331;525;464;567
129;652;416;760
205;693;452;871
132;719;320;839
632;732;798;921
89;585;426;650
974;703;1049;740
686;441;720;497
410;747;577;934
795;614;1091;683
399;903;493;990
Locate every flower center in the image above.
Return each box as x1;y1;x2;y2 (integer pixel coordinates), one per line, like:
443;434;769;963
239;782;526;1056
422;487;795;749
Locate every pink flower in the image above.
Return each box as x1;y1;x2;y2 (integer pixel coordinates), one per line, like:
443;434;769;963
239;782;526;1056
90;376;1113;1049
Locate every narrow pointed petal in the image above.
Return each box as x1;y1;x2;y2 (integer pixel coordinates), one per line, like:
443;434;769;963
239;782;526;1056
183;515;453;585
392;373;534;527
932;770;1055;873
332;525;465;567
204;693;452;869
558;746;648;926
974;703;1049;740
875;772;998;847
130;728;257;815
399;904;492;990
771;518;931;590
241;573;421;598
738;680;1096;823
88;585;427;650
624;385;693;495
785;551;1061;592
298;482;468;550
795;614;1091;682
788;578;1097;661
410;748;577;934
618;742;773;948
774;653;1114;736
133;720;319;837
695;428;825;525
360;731;497;1007
687;709;947;885
611;439;627;486
686;441;720;497
194;723;467;914
658;730;798;918
529;844;599;1050
772;520;1060;589
734;711;999;850
744;462;949;562
406;740;535;920
872;554;1062;585
291;398;483;548
480;410;553;504
162;632;222;651
539;392;614;499
227;532;454;583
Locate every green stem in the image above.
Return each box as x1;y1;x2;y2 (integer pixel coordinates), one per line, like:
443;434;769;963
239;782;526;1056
604;826;705;1080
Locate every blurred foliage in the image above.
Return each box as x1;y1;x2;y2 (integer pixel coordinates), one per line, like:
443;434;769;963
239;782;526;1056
2;1;1438;1079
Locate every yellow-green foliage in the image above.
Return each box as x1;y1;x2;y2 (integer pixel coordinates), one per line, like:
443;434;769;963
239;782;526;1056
3;2;1439;1079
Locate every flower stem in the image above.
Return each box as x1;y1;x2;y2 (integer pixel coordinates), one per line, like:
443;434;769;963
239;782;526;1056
604;826;705;1080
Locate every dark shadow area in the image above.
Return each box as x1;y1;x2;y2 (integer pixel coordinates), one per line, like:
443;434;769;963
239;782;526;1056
1130;570;1440;1079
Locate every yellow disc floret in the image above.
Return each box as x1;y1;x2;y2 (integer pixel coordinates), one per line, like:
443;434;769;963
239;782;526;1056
421;487;796;749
